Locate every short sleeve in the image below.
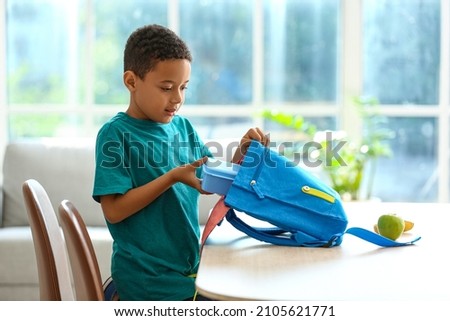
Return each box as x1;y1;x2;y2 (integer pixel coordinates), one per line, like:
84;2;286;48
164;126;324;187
92;125;133;203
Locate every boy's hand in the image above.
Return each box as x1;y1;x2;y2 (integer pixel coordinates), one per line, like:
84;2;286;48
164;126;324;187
232;127;270;163
171;156;211;193
101;156;210;223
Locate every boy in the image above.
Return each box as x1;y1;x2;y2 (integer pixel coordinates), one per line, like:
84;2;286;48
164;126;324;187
92;24;268;300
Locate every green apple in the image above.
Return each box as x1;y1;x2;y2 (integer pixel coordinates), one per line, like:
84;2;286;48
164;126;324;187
377;214;405;241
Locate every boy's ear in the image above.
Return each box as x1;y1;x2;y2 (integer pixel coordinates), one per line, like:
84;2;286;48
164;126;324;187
123;71;137;91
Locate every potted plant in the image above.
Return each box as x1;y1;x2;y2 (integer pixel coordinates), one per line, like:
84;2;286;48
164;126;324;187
262;96;393;201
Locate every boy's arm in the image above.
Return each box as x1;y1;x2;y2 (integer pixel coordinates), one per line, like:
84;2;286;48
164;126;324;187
100;156;208;223
232;127;270;163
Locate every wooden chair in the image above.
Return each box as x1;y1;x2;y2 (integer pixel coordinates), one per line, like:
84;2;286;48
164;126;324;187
58;199;119;300
22;179;74;300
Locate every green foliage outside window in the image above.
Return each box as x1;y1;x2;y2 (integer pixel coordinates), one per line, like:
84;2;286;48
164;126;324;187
262;97;393;201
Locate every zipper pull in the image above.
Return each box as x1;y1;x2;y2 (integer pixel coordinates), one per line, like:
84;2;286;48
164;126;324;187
302;185;335;203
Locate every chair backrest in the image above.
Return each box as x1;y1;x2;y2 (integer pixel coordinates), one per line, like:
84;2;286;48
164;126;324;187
58;199;105;300
22;179;75;301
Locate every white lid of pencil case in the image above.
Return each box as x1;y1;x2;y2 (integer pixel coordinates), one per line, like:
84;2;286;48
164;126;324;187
201;160;240;195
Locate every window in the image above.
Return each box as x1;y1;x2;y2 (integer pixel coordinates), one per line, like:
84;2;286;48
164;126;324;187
181;0;253;105
363;0;442;201
264;0;339;103
3;0;449;202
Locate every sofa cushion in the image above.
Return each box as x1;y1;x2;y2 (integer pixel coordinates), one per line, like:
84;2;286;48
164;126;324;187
2;139;106;227
0;227;38;283
0;226;113;300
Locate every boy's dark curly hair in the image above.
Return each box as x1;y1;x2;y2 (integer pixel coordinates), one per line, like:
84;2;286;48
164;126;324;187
124;24;192;79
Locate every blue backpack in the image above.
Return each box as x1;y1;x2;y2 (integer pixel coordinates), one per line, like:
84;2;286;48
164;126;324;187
201;140;420;248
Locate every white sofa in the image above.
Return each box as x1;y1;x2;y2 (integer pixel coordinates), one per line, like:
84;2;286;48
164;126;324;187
0;139;220;300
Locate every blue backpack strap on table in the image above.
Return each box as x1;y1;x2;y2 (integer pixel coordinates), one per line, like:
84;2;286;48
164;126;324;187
344;227;421;247
201;140;421;248
225;208;421;247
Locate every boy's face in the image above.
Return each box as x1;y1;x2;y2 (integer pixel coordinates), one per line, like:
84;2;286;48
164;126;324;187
124;59;191;123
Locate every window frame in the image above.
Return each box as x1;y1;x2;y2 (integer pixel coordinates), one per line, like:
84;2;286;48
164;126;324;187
1;0;449;201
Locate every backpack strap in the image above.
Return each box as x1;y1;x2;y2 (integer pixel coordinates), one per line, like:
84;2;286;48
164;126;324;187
201;200;422;249
201;197;324;248
225;209;331;247
200;196;229;252
345;227;421;247
226;210;421;247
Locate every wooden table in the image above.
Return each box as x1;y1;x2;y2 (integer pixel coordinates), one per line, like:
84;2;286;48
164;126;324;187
196;202;450;300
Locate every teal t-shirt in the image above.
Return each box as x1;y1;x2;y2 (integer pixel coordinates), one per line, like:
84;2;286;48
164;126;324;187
92;112;211;300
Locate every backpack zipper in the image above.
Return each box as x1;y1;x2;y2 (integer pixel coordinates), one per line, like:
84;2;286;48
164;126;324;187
302;185;335;203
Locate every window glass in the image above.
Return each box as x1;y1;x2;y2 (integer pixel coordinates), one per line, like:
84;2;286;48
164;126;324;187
180;0;253;105
93;0;167;104
264;0;339;103
6;0;81;104
363;0;440;105
264;116;336;144
188;116;253;141
370;117;437;202
8;113;85;139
